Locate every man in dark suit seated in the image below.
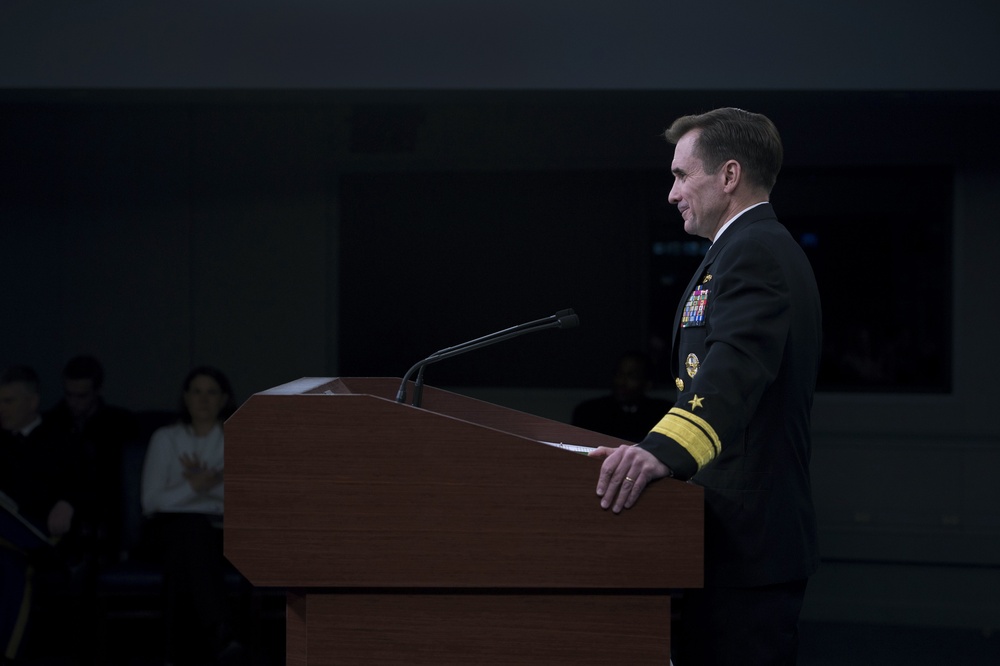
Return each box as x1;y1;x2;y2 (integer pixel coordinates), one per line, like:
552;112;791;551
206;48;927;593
1;365;84;663
44;355;139;563
572;351;671;443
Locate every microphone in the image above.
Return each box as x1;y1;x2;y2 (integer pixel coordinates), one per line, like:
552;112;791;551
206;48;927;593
395;309;580;407
409;308;578;405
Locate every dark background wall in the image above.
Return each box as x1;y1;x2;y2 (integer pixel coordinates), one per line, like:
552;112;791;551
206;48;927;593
3;0;1000;629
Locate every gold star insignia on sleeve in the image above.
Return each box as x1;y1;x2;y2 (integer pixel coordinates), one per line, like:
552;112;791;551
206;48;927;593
688;394;705;410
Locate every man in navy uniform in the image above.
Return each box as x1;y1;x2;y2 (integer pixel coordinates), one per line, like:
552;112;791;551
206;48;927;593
592;108;822;665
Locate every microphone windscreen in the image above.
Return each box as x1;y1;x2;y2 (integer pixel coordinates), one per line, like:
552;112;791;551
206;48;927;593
558;313;580;329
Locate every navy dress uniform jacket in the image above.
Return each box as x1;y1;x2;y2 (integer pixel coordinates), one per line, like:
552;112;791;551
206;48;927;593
638;203;822;588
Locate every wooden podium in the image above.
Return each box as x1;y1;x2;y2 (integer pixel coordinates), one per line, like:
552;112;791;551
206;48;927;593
224;377;703;665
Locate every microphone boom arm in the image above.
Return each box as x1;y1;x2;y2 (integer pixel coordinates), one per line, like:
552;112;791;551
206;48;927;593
396;309;579;406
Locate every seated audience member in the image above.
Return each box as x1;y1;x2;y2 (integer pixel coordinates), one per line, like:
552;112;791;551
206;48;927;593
1;365;82;662
140;365;244;665
572;351;671;442
44;354;140;562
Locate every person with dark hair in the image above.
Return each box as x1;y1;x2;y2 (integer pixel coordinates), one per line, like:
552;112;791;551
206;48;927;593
139;366;244;665
1;365;82;662
571;351;670;442
44;355;139;562
591;108;822;665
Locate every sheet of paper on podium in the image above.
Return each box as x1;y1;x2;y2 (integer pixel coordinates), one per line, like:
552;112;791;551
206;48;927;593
539;440;596;455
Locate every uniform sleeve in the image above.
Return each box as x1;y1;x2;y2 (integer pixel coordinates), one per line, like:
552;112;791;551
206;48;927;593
638;236;791;479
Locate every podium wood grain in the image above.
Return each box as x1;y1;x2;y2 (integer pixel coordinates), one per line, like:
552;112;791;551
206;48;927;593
226;378;703;664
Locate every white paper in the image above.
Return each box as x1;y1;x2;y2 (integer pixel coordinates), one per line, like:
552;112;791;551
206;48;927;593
539;440;596;455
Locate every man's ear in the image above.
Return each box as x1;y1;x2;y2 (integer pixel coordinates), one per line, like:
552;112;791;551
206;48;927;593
721;159;742;193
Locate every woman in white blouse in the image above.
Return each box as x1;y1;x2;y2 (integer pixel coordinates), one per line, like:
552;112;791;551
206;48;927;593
140;366;242;665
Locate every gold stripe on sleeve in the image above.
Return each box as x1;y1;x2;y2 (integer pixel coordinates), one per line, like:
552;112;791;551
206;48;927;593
650;407;722;469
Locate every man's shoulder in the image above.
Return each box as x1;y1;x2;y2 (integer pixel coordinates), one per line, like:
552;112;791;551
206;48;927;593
92;403;140;432
29;418;64;440
721;215;802;261
573;394;617;416
42;401;73;426
25;419;76;457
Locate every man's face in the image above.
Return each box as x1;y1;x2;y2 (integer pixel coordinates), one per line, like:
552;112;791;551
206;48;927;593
0;382;40;432
64;378;100;420
668;130;729;241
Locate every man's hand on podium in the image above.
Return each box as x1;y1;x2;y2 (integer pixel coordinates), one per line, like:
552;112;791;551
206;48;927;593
591;445;670;514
